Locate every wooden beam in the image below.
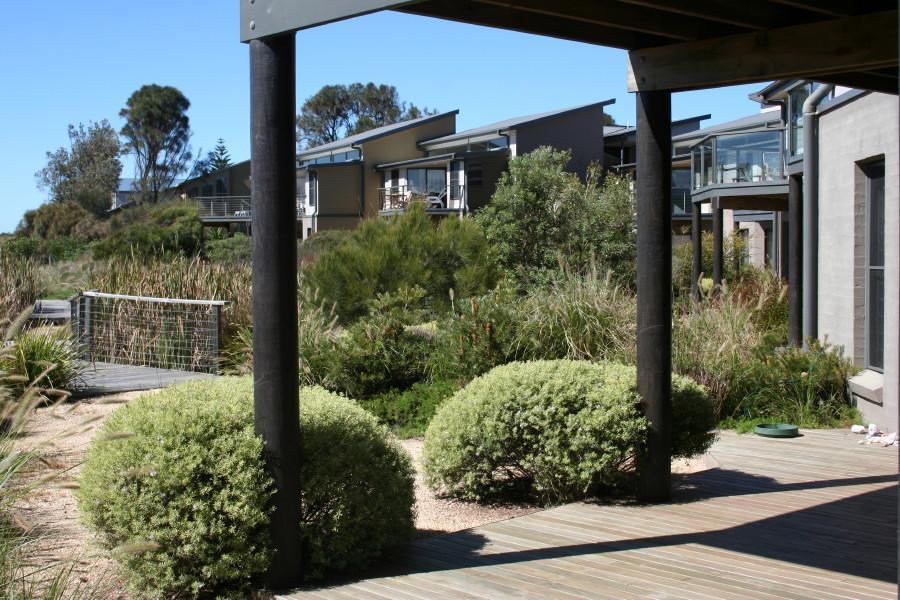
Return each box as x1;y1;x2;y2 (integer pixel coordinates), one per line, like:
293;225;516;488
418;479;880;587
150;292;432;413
635;90;672;502
250;34;302;587
768;0;850;18
472;0;747;41
398;0;667;48
813;70;899;95
628;10;899;92
617;0;817;30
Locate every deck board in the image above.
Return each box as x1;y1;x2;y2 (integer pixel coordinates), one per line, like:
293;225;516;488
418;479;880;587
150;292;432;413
282;429;898;599
72;361;216;396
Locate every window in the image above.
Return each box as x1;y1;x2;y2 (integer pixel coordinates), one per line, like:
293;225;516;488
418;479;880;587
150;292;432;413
866;161;885;371
407;168;446;194
309;171;318;208
467;162;483;188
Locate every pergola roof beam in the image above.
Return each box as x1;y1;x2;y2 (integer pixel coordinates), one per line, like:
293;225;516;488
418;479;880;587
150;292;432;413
627;10;899;92
470;0;749;42
614;0;824;30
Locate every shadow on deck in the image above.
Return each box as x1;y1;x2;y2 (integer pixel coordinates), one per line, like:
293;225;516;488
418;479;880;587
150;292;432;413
286;430;897;599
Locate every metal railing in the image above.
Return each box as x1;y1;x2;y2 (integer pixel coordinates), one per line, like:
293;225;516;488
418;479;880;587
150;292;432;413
378;185;466;212
196;196;309;219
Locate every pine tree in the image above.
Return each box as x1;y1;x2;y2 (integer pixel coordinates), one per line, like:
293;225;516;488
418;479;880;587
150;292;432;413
209;139;231;173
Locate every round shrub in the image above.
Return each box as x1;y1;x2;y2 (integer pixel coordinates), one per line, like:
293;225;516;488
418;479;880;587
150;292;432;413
79;378;415;597
423;360;714;503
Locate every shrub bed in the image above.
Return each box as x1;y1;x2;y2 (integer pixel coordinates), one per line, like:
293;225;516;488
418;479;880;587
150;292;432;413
79;378;415;597
423;360;714;503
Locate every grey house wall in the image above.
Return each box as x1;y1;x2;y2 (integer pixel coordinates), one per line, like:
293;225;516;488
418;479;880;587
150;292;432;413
515;106;606;178
817;92;899;429
465;151;510;213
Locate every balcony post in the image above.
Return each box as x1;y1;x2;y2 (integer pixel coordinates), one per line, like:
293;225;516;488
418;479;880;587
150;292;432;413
250;33;302;587
691;200;702;301
712;200;724;293
788;174;803;347
635;90;672;502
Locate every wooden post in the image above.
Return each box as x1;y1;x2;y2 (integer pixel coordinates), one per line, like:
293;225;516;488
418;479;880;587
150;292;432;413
691;200;702;301
250;33;302;588
788;174;803;347
712;202;724;293
635;90;672;503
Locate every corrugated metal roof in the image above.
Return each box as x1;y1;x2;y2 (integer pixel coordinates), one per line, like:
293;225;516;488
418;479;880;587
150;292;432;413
297;110;459;158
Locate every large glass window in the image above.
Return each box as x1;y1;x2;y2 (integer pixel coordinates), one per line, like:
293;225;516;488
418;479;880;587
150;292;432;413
308;171;317;208
788;85;811;156
866;161;885;371
407;168;446;195
715;130;783;184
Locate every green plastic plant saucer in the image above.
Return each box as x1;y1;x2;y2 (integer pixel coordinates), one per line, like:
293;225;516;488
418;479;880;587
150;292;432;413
754;423;799;438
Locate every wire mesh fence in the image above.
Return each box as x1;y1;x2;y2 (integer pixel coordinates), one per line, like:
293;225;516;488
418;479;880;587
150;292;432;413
72;292;227;374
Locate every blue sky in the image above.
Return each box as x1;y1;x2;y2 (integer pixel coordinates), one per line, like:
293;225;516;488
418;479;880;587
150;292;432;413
0;1;767;233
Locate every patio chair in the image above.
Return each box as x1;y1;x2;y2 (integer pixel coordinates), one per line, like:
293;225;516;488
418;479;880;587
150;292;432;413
426;189;447;209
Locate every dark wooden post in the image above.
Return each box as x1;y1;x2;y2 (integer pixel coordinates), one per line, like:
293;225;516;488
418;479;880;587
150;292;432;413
712;202;724;292
691;200;702;301
250;33;302;588
635;90;672;503
788;174;803;347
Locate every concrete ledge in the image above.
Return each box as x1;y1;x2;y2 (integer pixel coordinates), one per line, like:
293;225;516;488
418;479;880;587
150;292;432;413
849;369;884;407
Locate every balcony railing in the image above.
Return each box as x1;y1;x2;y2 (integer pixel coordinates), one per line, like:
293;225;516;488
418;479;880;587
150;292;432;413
196;196;309;220
691;129;785;191
379;185;466;213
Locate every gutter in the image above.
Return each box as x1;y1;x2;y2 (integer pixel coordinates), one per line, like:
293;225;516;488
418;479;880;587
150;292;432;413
801;84;834;347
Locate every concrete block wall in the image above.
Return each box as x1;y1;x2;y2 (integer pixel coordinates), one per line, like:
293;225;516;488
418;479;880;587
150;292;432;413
818;92;899;430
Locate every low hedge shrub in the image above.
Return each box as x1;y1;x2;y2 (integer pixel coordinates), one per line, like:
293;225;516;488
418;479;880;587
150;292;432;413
423;360;714;503
361;379;459;438
79;378;415;597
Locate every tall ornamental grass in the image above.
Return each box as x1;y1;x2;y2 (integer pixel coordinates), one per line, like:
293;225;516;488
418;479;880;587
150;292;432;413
88;255;252;336
0;250;43;324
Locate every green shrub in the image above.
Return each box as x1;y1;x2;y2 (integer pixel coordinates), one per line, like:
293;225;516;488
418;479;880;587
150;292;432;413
475;148;635;286
326;289;434;398
93;202;202;260
361;379;459;438
305;204;498;322
672;231;748;296
78;378;272;596
300;386;415;579
430;284;523;383
0;328;83;395
729;341;856;427
0;237;38;260
516;265;636;364
423;360;714;503
205;233;251;263
79;378;415;596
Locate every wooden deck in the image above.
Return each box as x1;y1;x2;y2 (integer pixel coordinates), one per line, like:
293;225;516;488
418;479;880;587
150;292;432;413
72;361;216;397
284;429;897;599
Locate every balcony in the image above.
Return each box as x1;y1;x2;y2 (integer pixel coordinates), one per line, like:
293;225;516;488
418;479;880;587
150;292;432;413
196;196;309;222
379;185;467;215
691;129;785;193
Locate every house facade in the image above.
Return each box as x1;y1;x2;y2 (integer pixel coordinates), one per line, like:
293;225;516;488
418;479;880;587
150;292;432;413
685;81;898;429
181;101;613;239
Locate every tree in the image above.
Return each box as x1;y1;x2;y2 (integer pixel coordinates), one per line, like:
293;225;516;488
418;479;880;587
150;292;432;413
119;85;193;203
208;139;231;173
475;147;636;286
297;83;436;149
191;138;232;178
35;121;122;217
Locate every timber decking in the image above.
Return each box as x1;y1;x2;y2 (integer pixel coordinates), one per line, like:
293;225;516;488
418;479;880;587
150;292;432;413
72;361;216;397
284;429;897;599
